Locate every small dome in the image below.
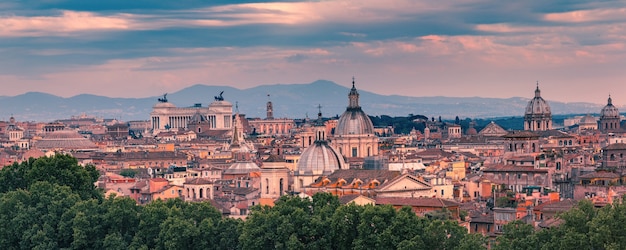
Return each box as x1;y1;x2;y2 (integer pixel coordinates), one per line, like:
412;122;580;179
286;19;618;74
580;114;597;125
525;85;551;116
466;127;478;135
296;141;346;176
224;161;260;175
601;96;620;119
190;111;208;124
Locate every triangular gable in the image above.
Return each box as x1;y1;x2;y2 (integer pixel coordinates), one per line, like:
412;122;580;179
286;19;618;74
377;174;432;192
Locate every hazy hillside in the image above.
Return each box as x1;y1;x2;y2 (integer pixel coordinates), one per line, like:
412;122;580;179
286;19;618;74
0;80;614;122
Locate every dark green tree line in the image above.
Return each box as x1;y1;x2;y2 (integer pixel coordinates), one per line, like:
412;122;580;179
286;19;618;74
0;155;488;250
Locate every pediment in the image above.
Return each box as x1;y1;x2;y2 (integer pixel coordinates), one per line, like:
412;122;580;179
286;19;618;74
378;175;431;192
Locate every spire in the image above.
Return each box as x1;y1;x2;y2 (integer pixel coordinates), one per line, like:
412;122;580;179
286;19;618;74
315;104;324;126
534;81;541;98
348;77;360;108
231;103;244;148
314;104;326;141
608;94;613;106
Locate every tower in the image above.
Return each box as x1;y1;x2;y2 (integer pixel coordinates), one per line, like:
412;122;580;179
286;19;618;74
266;94;274;120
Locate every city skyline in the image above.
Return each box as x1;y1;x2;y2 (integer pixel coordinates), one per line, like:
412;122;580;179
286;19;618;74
2;1;626;105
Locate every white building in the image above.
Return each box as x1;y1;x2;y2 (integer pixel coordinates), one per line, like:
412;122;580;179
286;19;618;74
150;93;233;135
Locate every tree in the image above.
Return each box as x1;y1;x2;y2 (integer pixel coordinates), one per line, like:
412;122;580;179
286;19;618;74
455;233;487;250
330;203;364;250
0;182;81;249
0;154;101;200
119;169;137;178
493;220;535;250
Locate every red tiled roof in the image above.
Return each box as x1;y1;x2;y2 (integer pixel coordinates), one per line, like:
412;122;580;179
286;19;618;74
482;164;548;173
375;197;459;208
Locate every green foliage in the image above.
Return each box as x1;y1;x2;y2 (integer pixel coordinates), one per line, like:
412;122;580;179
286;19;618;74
120;169;138;178
0;154;101;200
0;155;489;250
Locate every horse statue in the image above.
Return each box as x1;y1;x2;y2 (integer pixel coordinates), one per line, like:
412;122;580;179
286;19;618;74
214;91;224;101
158;93;168;103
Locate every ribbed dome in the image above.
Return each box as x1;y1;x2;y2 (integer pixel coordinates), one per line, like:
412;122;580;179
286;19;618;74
224;161;260;175
296;141;346;176
336;109;375;135
35;130;97;150
525;86;551;116
601;96;620;119
335;80;375;136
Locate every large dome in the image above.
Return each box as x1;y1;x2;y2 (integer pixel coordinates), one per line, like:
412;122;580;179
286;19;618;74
525;86;551;116
335;80;375;136
296;141;346;176
601;96;620;119
35;130;97;150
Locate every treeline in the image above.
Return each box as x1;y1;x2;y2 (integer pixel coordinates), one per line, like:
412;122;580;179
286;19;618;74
4;155;626;249
493;199;626;250
0;154;486;249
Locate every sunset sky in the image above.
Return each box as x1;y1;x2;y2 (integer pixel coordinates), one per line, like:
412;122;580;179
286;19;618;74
1;0;625;105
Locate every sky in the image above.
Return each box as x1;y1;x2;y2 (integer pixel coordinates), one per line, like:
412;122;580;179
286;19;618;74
1;0;626;106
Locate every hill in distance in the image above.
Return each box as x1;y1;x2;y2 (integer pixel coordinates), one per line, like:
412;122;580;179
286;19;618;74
0;80;616;122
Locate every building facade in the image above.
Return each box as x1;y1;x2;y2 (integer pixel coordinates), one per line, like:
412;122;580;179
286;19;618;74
150;93;233;135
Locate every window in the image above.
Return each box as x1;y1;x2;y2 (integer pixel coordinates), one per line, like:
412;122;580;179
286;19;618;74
352;147;358;157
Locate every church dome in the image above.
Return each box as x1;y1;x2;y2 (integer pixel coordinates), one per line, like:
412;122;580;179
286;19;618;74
525;85;551;116
335;80;375;136
190;111;208;124
296;140;346;176
580;114;597;125
35;130;97;150
601;96;620;119
224;161;260;175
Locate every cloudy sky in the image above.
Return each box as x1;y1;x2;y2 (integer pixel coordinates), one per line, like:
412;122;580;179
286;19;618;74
2;0;626;105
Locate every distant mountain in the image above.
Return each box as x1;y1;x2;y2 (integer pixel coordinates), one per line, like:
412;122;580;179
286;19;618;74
0;80;616;122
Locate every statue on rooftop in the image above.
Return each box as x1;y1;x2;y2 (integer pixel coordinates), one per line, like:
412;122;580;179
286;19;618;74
158;93;168;103
214;91;224;101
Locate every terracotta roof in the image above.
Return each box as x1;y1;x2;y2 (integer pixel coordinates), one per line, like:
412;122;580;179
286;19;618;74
604;143;626;150
469;213;494;224
264;154;285;162
482;164;548;173
533;199;576;213
579;171;620;179
338;194;374;204
184;178;213;185
375;197;460;208
538;217;564;228
503;131;539;139
314;169;401;186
